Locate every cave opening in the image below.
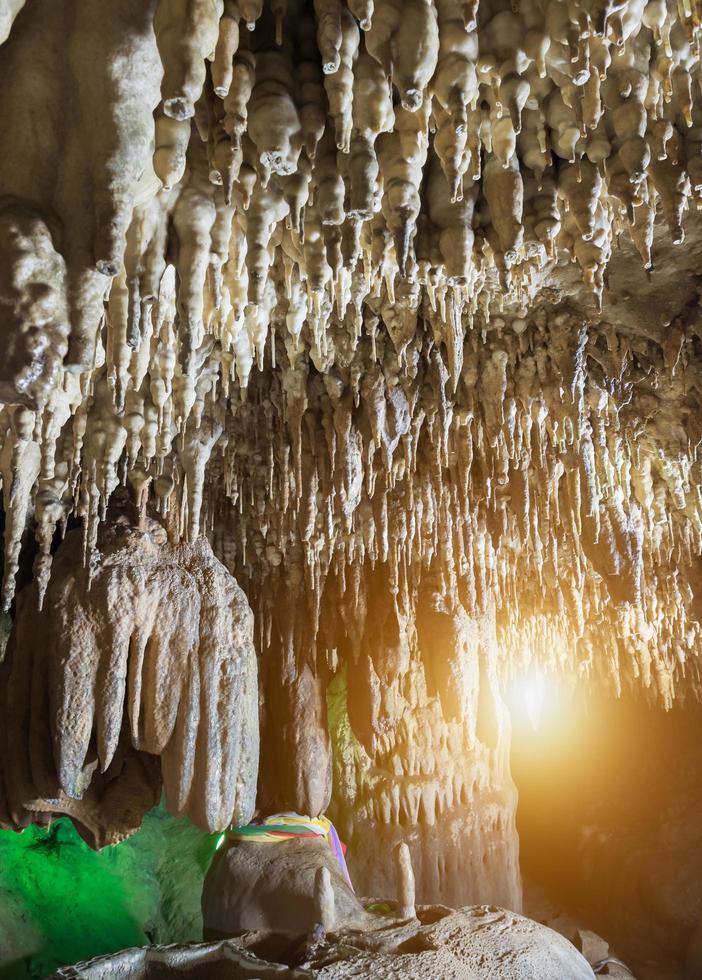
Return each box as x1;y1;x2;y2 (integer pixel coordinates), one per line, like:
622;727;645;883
509;678;702;980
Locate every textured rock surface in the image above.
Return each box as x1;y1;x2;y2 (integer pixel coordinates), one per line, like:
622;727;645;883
203;837;368;937
304;906;597;978
1;0;702;970
50;941;311;979
50;908;596;979
326;650;521;909
0;806;216;980
0;514;259;843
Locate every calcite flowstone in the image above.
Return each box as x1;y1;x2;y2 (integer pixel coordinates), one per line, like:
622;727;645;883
324;616;521;910
303;905;597;978
50;907;596;979
49;940;311;979
0;513;259;845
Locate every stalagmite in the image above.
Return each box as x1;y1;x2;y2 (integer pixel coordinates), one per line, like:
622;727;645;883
314;865;337;931
395;842;417;919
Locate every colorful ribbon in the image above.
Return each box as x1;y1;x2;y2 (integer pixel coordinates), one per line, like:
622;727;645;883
228;811;354;891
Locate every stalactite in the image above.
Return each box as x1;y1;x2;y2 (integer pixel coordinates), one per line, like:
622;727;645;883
0;0;700;862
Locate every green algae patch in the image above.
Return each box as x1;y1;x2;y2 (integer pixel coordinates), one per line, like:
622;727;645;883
0;805;218;980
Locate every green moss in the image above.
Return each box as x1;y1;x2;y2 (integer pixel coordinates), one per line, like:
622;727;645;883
0;805;219;980
326;668;371;811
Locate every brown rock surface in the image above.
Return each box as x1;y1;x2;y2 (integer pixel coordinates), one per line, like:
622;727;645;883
202;836;368;937
50;908;597;979
0;514;259;844
49;940;312;979
305;906;597;978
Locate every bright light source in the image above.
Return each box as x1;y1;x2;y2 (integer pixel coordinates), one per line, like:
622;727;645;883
522;671;547;731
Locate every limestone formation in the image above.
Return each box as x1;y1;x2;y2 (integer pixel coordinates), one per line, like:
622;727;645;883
0;0;699;708
324;617;521;907
202;835;367;936
52;906;597;979
394;842;417;919
50;940;311;979
304;905;597;978
0;514;259;844
1;0;702;934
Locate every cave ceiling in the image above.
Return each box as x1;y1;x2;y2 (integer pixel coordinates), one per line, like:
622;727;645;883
0;0;701;726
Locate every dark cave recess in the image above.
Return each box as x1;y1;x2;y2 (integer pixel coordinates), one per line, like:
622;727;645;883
510;680;702;980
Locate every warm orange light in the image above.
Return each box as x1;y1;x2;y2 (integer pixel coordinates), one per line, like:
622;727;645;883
507;669;554;732
521;671;547;731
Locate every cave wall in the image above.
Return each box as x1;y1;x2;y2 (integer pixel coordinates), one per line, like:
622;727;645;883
0;514;259;844
0;806;216;980
327;651;521;909
247;558;522;908
321;586;520;908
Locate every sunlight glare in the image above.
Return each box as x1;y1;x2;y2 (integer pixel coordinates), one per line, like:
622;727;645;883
522;671;547;731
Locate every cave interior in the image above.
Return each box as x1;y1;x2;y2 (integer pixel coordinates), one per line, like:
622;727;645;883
1;0;702;977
